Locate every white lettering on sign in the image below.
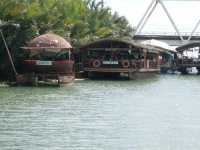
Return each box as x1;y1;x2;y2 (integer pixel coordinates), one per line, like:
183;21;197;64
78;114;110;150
36;61;52;66
102;61;119;65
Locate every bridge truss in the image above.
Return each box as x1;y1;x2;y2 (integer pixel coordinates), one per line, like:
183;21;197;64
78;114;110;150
134;0;200;41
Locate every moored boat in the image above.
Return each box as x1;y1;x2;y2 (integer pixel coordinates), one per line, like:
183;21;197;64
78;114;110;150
80;38;163;79
17;33;74;86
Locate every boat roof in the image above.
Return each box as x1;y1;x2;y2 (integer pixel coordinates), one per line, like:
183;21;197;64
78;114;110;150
141;39;177;53
80;38;165;53
176;42;200;52
22;33;72;51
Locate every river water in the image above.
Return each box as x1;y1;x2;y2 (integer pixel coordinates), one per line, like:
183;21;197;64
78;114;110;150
0;75;200;150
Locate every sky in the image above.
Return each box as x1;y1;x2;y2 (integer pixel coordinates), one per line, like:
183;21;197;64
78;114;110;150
104;0;200;34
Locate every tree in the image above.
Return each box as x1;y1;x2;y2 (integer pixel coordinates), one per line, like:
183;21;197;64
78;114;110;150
0;0;134;79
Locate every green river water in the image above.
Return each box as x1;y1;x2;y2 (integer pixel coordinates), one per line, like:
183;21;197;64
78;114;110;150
0;75;200;150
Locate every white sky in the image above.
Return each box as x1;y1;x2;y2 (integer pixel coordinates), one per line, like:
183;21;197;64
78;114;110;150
104;0;200;34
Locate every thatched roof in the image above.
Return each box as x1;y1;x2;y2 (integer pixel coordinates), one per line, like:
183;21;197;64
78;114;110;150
22;33;72;50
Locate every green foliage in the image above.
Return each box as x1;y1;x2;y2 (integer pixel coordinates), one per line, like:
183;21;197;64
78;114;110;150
0;0;134;79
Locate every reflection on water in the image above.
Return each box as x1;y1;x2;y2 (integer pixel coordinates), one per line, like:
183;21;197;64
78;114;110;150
1;75;200;149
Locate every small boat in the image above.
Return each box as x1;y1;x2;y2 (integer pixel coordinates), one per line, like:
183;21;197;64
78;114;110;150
17;33;75;86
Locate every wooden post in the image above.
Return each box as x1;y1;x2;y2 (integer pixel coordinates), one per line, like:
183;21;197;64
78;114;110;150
68;50;71;61
144;49;147;69
157;52;160;68
33;76;38;87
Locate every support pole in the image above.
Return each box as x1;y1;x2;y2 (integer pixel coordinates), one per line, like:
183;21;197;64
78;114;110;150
157;52;160;68
158;0;184;41
0;30;18;76
68;50;71;61
144;49;147;69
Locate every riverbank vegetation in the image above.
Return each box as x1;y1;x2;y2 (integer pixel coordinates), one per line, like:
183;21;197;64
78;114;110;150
0;0;134;80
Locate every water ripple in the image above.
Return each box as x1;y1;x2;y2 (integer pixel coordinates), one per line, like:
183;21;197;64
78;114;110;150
1;75;200;149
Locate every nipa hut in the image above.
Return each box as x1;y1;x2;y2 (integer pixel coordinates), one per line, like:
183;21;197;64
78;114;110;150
17;33;74;86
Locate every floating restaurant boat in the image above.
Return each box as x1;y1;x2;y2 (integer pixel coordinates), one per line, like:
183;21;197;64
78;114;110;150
80;38;164;79
176;42;200;74
141;39;177;74
17;33;74;86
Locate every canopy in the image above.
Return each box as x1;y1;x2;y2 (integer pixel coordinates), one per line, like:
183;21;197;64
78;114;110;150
141;39;176;53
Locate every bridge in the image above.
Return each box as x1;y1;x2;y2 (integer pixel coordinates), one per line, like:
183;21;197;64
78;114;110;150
133;0;200;46
134;32;200;46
